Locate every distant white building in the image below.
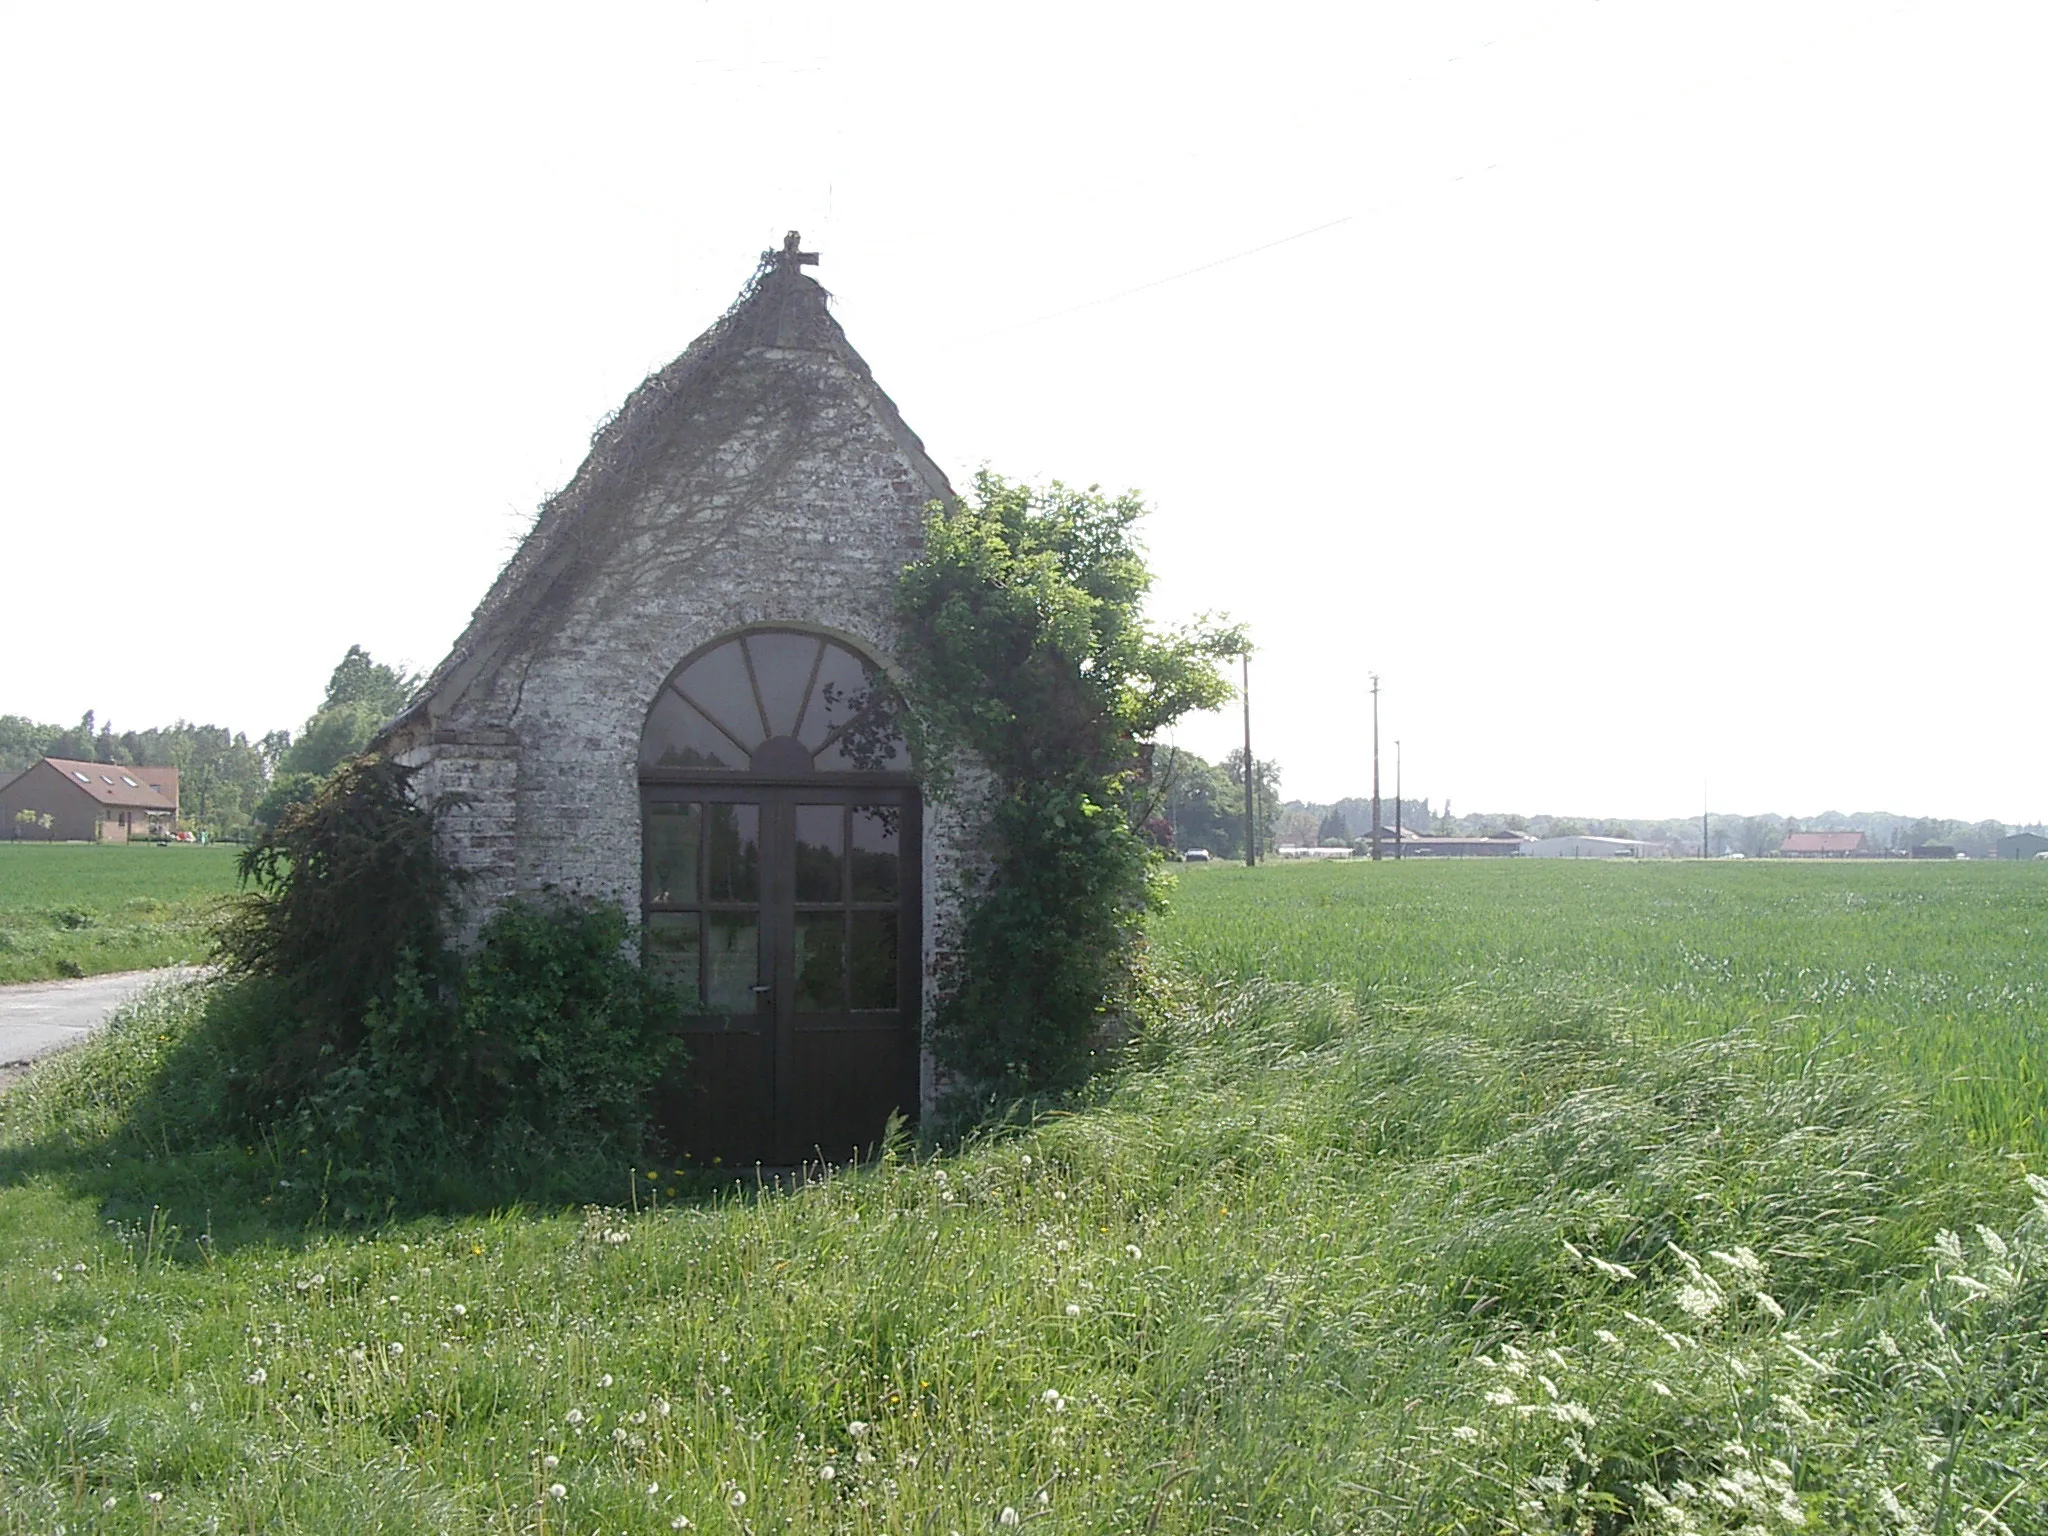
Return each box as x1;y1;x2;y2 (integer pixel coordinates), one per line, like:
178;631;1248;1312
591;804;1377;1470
1524;835;1671;859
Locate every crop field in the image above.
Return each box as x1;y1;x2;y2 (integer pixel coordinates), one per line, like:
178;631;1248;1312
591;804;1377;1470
1;861;2043;1531
1164;858;2048;1153
0;844;242;983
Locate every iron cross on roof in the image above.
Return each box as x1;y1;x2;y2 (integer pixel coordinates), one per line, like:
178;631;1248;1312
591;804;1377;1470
765;231;818;273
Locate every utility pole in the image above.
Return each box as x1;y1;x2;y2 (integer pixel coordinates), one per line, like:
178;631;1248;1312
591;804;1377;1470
1395;740;1403;859
1702;782;1710;861
1370;673;1382;861
1242;653;1256;868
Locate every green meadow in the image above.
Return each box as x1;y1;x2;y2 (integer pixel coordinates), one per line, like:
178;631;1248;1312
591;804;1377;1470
0;844;242;983
1;862;2044;1531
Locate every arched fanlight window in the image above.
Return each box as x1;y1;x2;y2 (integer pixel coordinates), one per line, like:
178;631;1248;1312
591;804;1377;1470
640;629;910;776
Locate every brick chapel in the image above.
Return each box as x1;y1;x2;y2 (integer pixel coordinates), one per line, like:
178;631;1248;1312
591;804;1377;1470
383;236;974;1166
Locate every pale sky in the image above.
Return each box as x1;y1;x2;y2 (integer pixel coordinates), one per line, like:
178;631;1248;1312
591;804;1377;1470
3;2;2041;823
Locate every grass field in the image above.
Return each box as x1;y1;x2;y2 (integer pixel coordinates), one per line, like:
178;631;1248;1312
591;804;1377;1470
1;862;2043;1531
0;844;242;983
1163;859;2048;1153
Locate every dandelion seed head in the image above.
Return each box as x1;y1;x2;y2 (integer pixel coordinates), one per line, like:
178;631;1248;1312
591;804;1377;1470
847;1420;869;1437
1065;1303;1081;1318
387;1342;404;1357
547;1482;566;1499
451;1303;466;1317
599;1373;614;1388
729;1489;747;1507
999;1509;1021;1527
543;1454;560;1469
246;1366;267;1385
565;1408;584;1425
819;1465;836;1481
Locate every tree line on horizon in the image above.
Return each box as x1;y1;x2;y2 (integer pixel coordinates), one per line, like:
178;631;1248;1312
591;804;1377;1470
0;647;416;840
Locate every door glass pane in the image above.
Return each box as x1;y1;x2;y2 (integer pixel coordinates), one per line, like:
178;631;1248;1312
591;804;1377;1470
677;640;767;748
850;806;900;901
705;913;760;1011
704;804;760;902
816;703;910;772
793;805;845;902
849;912;898;1010
746;632;822;739
644;912;702;1005
645;802;701;906
642;692;745;771
794;912;846;1012
799;644;879;749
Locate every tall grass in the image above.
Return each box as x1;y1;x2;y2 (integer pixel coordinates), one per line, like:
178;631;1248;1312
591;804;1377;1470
0;866;2043;1530
1163;860;2048;1152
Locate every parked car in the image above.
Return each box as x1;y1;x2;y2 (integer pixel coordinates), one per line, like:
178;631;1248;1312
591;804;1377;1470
1181;848;1212;862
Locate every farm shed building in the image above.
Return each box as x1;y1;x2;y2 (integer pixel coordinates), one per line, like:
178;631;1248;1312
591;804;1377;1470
1385;835;1528;858
0;757;179;842
1523;835;1671;859
382;235;978;1169
1996;832;2048;860
1778;830;1867;857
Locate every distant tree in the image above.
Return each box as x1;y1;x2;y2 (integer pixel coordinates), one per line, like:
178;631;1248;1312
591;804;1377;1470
322;645;417;717
1224;748;1283;855
282;647;418;779
1317;807;1350;844
0;715;64;777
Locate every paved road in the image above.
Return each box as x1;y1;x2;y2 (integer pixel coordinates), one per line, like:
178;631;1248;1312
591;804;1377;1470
0;967;200;1072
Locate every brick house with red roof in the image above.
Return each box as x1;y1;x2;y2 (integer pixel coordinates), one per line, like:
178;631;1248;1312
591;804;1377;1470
0;757;180;841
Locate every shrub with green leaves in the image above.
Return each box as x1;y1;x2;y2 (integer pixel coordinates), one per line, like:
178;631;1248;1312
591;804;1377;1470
896;471;1243;1098
209;755;681;1213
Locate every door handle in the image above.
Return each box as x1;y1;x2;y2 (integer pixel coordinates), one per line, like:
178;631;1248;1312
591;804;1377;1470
751;984;773;995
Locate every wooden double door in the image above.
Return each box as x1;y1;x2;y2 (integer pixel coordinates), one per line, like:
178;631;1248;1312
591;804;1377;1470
644;783;920;1167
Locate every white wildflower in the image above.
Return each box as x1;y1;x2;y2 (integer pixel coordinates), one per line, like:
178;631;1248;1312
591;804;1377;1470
387;1342;404;1357
999;1509;1021;1527
451;1303;466;1317
103;1497;118;1511
1932;1229;1965;1264
1594;1329;1622;1347
565;1408;584;1425
147;1491;165;1505
246;1366;268;1385
1125;1244;1143;1260
819;1465;836;1481
599;1373;614;1388
1675;1284;1721;1321
729;1489;747;1507
1710;1247;1764;1282
543;1454;559;1470
847;1420;869;1437
670;1517;693;1530
656;1397;672;1417
547;1482;567;1499
1450;1425;1480;1442
1065;1303;1081;1318
647;1482;659;1496
1754;1291;1785;1321
93;1334;108;1349
1649;1380;1673;1397
1975;1225;2009;1260
1484;1388;1518;1407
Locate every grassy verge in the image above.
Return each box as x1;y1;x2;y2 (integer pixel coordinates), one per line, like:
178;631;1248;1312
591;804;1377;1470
3;938;2043;1530
0;844;242;983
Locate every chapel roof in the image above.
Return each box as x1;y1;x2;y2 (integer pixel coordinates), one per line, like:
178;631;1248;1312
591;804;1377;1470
389;234;950;743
